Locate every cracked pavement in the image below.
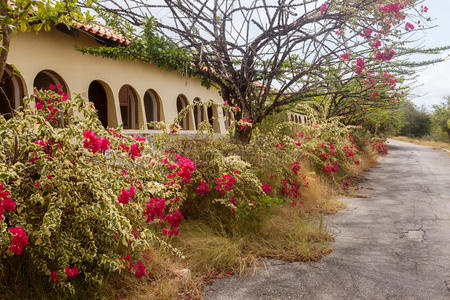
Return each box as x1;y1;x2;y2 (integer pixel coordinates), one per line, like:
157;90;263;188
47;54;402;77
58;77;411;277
203;139;450;300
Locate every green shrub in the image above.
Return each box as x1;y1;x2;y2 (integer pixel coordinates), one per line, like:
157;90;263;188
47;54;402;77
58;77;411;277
0;88;188;297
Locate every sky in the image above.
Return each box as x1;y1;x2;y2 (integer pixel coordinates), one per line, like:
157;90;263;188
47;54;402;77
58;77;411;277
411;1;450;109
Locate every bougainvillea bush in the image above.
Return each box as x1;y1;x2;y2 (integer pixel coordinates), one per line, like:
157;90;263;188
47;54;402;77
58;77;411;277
242;113;368;199
0;88;192;296
151;130;269;234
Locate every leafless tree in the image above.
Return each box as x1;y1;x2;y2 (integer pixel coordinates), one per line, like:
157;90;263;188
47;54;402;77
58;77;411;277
87;0;422;143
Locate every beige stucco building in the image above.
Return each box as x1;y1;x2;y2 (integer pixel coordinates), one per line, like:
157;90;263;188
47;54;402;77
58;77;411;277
2;24;227;135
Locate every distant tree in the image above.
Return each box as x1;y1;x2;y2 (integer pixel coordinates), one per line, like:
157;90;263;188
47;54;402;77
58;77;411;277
431;97;450;142
398;101;431;138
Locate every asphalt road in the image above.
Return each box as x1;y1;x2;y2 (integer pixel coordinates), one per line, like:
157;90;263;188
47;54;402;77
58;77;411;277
204;139;450;300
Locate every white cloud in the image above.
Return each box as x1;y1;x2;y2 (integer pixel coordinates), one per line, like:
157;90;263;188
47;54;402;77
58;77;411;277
412;52;450;109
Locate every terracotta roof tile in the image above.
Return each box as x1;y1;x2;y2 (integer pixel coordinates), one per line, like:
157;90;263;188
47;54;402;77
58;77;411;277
73;23;130;45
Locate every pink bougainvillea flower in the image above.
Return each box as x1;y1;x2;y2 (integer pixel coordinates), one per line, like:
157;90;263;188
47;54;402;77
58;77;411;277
8;227;28;255
0;183;16;218
143;198;166;223
340;53;349;60
405;22;415;30
356;58;365;69
132;227;139;240
50;271;59;284
374;48;395;61
291;161;301;174
118;186;136;204
371;39;382;49
130;260;146;278
83;130;110;153
65;266;78;278
320;3;328;15
196;180;211;195
215;174;236;194
262;183;272;194
49;84;56;90
354;160;361;165
163;210;183;237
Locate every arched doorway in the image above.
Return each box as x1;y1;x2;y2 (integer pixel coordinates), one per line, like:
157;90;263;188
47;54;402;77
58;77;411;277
144;89;163;128
33;70;68;93
119;85;139;129
0;66;25;118
193;98;206;130
176;94;192;130
88;80;109;128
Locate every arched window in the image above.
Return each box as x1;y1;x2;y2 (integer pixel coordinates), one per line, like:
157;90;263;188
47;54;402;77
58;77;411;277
144;89;163;128
33;70;68;93
290;114;294;122
176;95;192;130
0;66;25;118
193;98;206;130
88;80;111;128
119;85;139;129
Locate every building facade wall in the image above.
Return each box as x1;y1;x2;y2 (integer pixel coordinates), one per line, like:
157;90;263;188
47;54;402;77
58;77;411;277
6;27;226;134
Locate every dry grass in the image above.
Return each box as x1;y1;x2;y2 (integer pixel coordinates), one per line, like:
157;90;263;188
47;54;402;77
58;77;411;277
393;136;450;153
111;157;377;299
112;170;345;299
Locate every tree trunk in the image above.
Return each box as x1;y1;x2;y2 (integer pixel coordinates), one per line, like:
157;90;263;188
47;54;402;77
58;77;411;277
233;125;253;145
0;24;14;116
0;24;11;82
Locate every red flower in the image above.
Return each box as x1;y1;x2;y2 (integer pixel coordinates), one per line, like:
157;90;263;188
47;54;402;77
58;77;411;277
262;183;272;194
340;53;349;60
143;198;166;223
83;130;110;153
130;260;146;278
196;180;211;195
216;174;236;194
0;183;16;220
292;161;301;174
320;3;328;15
65;266;78;278
163;210;183;237
8;226;28;255
118;186;136;204
320;153;328;161
50;271;59;284
405;22;415;30
167;155;196;183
